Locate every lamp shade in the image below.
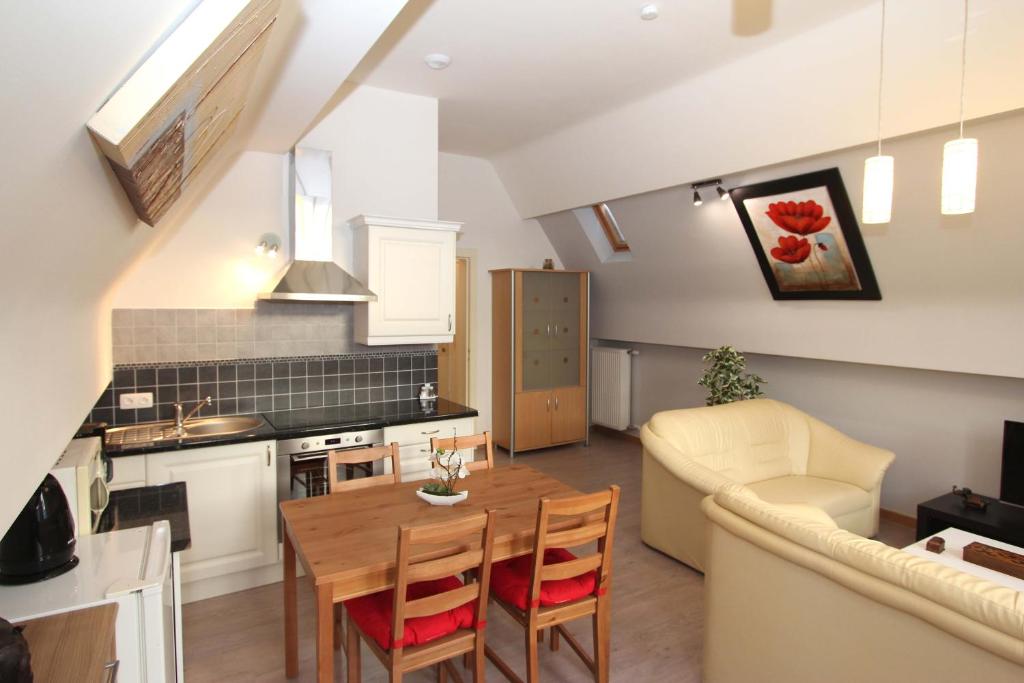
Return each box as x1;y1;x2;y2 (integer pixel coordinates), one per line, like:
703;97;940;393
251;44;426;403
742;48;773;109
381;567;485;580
941;137;978;215
862;155;894;224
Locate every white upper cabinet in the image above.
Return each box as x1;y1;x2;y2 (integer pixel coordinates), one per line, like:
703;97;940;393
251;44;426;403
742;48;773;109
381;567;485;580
351;215;462;345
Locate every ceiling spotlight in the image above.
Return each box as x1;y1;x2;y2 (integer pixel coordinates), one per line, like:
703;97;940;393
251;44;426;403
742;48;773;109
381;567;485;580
254;240;268;256
424;53;451;70
691;178;726;207
267;244;279;259
640;4;659;20
692;190;703;207
717;185;730;201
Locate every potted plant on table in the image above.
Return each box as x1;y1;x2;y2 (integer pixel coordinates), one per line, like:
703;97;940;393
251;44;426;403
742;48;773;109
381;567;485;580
697;346;766;406
417;444;471;506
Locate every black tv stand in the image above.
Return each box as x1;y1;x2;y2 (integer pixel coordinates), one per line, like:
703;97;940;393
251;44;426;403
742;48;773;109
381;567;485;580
916;491;1024;547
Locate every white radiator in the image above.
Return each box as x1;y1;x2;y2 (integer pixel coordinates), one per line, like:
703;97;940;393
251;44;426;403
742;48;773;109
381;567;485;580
591;347;632;430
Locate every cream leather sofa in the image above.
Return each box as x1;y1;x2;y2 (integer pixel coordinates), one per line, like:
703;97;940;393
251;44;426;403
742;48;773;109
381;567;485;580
702;485;1024;682
640;399;894;571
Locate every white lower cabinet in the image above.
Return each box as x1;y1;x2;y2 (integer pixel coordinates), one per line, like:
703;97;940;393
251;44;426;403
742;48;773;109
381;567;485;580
146;441;278;585
384;417;476;482
108;454;147;491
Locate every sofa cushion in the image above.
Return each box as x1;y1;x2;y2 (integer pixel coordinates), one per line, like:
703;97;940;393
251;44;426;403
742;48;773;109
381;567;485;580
747;475;872;519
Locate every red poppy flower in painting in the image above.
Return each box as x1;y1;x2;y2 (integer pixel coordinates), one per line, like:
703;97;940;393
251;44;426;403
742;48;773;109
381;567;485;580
765;200;832;235
770;235;811;264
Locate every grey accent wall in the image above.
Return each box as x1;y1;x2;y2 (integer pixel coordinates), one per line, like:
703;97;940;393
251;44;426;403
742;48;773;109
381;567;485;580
601;339;1024;516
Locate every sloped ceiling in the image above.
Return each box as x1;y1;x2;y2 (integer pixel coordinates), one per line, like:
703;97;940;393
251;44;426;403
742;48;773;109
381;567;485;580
352;0;876;157
0;0;408;534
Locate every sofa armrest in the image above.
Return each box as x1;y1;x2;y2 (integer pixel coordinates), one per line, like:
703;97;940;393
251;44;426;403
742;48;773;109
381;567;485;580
805;416;895;492
641;423;735;495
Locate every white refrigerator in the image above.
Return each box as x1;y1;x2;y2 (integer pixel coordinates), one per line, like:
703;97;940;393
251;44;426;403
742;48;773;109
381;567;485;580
0;521;181;683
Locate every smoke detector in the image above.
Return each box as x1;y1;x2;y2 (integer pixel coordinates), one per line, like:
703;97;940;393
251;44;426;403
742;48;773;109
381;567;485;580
424;53;451;70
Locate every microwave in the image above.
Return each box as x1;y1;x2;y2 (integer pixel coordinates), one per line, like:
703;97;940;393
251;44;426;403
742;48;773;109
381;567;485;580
51;436;109;537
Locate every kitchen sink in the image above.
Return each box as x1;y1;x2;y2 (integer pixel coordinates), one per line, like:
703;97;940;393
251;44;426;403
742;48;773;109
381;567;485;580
105;415;265;446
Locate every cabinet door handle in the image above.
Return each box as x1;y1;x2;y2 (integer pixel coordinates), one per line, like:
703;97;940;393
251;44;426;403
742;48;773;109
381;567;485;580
448;314;452;331
546;398;551;411
266;444;271;467
546;323;551;336
421;429;440;435
104;659;120;682
555;396;560;410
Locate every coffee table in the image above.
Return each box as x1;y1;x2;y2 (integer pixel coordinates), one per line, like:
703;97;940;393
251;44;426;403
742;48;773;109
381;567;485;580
904;527;1024;592
915;491;1024;547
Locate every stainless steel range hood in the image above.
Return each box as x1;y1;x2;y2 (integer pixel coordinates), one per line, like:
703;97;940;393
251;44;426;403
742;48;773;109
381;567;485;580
259;148;376;303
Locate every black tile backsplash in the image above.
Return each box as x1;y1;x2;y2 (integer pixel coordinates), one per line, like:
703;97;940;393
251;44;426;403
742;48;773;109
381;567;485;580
88;351;438;426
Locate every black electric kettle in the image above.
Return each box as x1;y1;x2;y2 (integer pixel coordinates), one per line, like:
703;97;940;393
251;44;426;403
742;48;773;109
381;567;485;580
0;475;78;585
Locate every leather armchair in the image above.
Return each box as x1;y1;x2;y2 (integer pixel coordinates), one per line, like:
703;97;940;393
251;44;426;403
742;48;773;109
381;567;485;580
640;398;894;571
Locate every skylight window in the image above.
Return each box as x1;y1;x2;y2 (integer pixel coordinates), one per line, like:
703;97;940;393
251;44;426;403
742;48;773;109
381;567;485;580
593;203;630;253
573;202;632;263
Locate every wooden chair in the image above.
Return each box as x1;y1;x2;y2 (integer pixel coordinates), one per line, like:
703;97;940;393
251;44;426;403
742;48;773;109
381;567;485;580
344;510;497;682
328;442;401;493
329;442;402;651
487;485;621;683
429;431;495;472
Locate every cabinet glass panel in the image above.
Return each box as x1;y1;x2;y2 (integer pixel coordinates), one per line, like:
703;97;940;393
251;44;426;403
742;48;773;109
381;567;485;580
551;346;580;387
523;309;552;351
522;272;552;312
549;273;579;313
522;350;552;391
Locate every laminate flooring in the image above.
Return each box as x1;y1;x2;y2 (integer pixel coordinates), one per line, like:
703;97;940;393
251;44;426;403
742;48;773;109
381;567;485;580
182;430;914;682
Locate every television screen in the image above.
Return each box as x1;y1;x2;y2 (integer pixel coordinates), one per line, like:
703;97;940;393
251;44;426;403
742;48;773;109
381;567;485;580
1000;420;1024;507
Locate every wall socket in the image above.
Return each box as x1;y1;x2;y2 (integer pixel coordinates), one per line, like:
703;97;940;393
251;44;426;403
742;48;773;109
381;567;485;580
119;392;154;409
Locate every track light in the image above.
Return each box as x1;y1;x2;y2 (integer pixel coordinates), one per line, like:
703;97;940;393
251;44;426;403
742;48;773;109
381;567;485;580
254;241;268;256
267;244;279;259
691;178;726;207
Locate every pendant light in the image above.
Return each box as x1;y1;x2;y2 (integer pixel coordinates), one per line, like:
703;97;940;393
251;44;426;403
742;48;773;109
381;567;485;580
941;0;978;215
862;0;893;224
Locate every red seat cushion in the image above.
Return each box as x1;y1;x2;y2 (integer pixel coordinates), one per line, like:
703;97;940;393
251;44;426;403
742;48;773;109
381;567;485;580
490;548;597;610
344;576;476;650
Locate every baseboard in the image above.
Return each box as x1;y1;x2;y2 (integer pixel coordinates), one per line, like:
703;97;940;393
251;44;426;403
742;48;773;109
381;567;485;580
182;562;283;604
880;508;916;529
591;424;641;444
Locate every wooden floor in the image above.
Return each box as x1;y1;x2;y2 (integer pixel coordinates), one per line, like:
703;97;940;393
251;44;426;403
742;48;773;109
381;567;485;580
182;430;914;682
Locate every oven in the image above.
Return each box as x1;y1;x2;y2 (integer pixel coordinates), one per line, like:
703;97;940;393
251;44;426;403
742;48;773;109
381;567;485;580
275;427;384;539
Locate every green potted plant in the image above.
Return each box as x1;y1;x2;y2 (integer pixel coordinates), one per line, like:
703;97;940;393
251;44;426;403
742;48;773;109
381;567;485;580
697;346;766;406
417;443;471;506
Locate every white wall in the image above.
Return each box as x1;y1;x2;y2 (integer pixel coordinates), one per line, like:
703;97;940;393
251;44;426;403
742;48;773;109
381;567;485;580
301;84;439;271
0;0;216;535
113;85;439;308
494;0;1024;218
438;153;562;430
113;151;289;308
541;110;1024;379
605;341;1024;516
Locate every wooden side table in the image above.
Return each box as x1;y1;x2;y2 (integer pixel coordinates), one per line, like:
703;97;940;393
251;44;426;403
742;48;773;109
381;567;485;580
916;491;1024;547
17;603;118;682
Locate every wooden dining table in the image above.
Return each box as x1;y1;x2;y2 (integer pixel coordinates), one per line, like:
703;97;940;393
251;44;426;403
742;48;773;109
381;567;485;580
281;463;585;683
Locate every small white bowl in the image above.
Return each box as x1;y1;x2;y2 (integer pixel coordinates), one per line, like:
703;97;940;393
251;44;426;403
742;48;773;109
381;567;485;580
416;489;469;506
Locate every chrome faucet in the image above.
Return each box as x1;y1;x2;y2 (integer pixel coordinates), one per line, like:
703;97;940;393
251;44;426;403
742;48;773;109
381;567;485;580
174;396;213;435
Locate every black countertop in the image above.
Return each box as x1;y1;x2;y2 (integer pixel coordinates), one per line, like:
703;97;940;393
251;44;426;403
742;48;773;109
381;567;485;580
104;398;478;457
96;482;192;553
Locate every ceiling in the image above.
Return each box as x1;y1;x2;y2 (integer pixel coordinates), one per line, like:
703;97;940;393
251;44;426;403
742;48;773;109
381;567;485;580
351;0;878;157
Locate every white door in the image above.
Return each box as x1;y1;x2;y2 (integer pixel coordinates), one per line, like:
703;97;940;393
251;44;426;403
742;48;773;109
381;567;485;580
369;226;455;337
146;441;277;583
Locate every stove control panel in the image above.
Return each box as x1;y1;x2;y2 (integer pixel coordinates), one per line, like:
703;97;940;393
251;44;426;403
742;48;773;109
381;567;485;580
277;428;385;456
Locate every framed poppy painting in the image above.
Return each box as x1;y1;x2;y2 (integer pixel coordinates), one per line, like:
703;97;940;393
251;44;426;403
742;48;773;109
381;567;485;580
730;168;881;300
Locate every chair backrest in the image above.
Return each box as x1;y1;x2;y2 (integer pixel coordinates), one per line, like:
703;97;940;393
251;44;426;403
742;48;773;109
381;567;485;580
328;442;401;494
391;510;497;650
527;485;621;609
645;399;810;483
429;431;495;472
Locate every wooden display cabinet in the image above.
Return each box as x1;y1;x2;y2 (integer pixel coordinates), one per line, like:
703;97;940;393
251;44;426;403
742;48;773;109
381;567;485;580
491;269;590;456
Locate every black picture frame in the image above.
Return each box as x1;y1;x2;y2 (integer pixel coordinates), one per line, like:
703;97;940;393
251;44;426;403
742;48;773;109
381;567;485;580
730;168;881;300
